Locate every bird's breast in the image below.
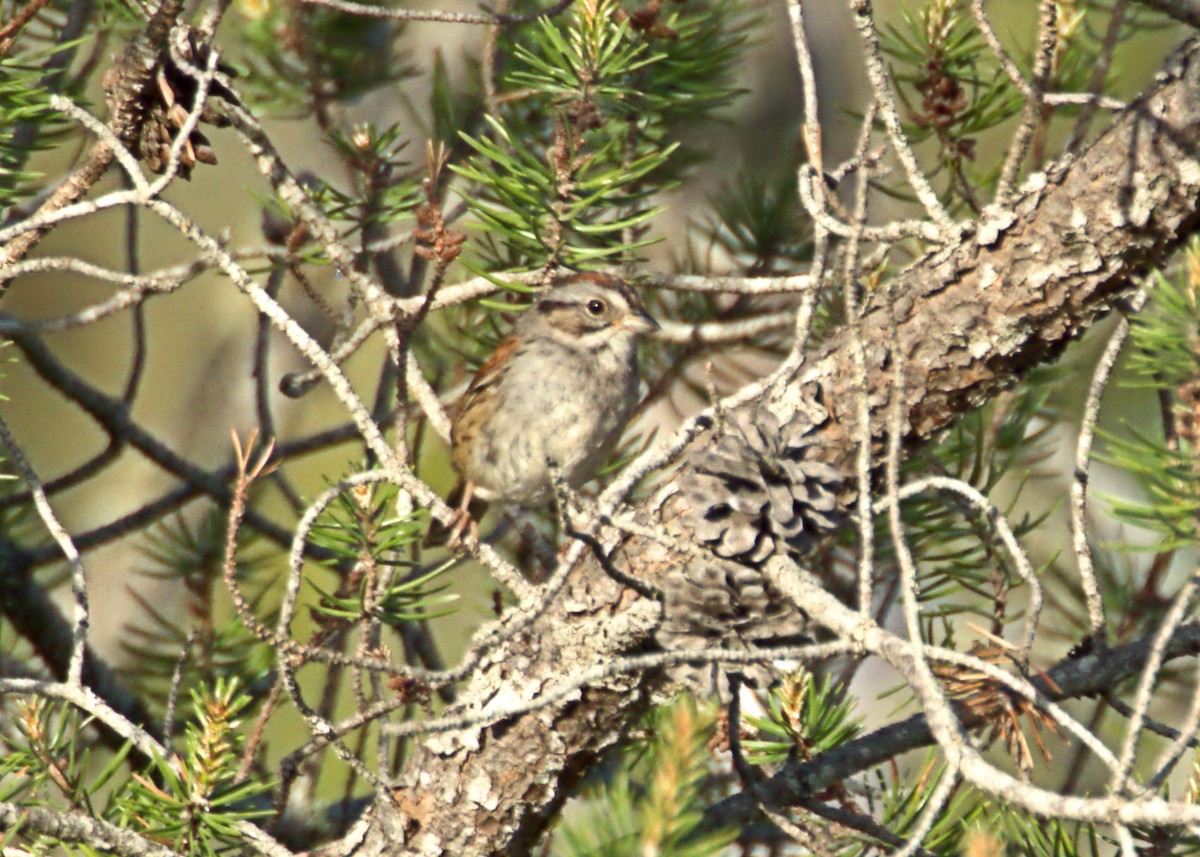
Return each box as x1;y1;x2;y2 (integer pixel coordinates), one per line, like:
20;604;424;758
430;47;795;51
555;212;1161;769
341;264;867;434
463;338;638;503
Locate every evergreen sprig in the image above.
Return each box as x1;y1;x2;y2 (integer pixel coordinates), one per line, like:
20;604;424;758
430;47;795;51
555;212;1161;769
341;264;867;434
112;678;271;856
974;804;1098;857
868;761;977;855
880;0;1021;209
1127;240;1200;387
453;0;748;273
699;172;814;276
1100;428;1200;548
555;697;735;857
233;2;414;117
743;667;862;765
308;561;458;626
0;48;71;210
1;701;108;811
311;124;425;232
307;479;459;626
1102;238;1200;548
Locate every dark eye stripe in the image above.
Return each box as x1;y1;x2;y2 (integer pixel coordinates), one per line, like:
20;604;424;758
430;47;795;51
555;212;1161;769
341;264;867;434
536;300;575;314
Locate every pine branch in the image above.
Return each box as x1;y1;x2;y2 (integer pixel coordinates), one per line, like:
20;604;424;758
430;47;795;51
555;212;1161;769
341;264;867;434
0;540;164;748
377;37;1200;855
702;622;1200;833
0;0;185;280
0;800;183;857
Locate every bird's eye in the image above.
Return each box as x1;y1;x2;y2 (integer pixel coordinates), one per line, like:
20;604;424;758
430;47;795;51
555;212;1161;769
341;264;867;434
586;299;607;316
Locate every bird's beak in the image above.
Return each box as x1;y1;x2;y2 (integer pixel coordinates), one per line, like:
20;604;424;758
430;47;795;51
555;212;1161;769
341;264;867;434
624;310;661;335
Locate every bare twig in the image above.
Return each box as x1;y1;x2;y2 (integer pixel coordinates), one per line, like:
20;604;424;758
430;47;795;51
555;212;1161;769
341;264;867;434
298;0;573;25
1067;0;1129;152
847;0;956;233
0;416;89;686
995;0;1057;203
1072;291;1148;643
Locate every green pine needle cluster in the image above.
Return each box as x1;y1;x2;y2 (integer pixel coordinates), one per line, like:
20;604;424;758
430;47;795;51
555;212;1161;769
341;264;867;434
307;478;459;626
234;3;413;116
453;0;749;272
0;701;125;812
555;696;735;857
0;49;69;210
112;679;272;856
0;685;270;857
880;0;1021;209
1101;238;1200;548
743;667;862;765
871;763;976;854
964;802;1097;857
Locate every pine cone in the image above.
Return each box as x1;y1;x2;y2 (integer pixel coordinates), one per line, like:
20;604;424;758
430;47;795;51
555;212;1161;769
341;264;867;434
680;395;845;565
652;391;846;683
139;31;237;178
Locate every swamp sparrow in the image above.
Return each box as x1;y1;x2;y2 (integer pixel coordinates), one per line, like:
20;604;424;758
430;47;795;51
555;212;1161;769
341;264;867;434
433;272;659;544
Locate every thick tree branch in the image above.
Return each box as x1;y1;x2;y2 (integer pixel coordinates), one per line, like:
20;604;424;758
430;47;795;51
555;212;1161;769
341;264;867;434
812;40;1200;462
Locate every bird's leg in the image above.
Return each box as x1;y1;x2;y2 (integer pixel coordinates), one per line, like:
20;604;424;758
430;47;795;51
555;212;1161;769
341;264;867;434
445;480;478;548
